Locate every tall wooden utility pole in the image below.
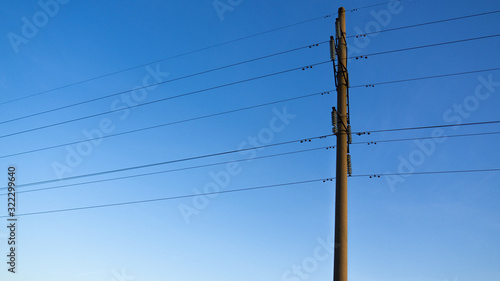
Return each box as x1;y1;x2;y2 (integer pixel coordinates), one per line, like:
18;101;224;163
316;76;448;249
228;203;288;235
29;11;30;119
332;6;349;281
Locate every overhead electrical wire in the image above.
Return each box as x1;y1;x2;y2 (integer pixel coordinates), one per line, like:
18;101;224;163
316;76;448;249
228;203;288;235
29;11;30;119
346;9;500;38
352;168;500;179
355;120;500;135
3;13;498;124
0;60;331;139
346;0;401;12
1;106;498;162
0;120;500;190
2;134;334;189
1;2;499;219
353;131;500;145
1;3;498;198
6;130;500;196
350;67;500;88
4;33;498;126
0;41;328;125
0;178;328;218
0;90;332;159
349;34;500;60
2;7;498;108
0;15;335;106
3;65;499;140
0;146;334;196
5;167;500;218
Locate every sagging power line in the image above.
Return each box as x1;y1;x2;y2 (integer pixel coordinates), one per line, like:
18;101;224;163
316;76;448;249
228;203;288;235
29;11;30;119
2;134;334;189
355;120;500;135
0;61;330;139
4;167;500;218
350;34;500;60
0;41;328;125
0;15;336;106
0;90;332;159
5;33;498;126
5;129;500;196
0;146;335;196
0;178;328;218
351;67;500;88
3;65;498;142
347;9;500;38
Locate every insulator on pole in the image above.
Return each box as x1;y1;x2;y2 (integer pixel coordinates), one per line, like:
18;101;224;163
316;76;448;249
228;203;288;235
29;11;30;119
331;107;336;125
347;154;352;176
335;19;340;43
347;125;352;144
330;36;336;61
331;107;338;134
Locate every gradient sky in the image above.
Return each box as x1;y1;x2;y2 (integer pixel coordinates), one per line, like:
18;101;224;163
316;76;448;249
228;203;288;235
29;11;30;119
0;0;499;280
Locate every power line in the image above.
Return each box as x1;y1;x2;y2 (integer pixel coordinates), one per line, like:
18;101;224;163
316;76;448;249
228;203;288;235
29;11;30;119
3;117;498;189
2;8;497;107
0;90;332;159
346;0;400;12
0;178;328;218
5;33;497;126
3;65;499;139
0;14;335;106
4;134;334;189
355;120;500;135
0;60;330;139
350;67;500;88
5;167;500;218
346;9;500;38
7;130;500;196
0;115;500;187
1;146;334;196
352;131;500;145
350;34;500;60
3;0;454;107
352;168;500;178
0;41;328;125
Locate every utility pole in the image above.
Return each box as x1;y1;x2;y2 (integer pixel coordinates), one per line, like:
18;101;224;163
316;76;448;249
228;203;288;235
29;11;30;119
331;7;349;281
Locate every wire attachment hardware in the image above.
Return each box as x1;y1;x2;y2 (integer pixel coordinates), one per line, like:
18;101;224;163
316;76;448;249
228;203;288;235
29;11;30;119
347;125;352;144
347;154;352;176
331;107;338;134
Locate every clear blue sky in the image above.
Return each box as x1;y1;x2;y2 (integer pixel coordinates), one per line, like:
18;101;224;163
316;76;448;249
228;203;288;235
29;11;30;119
0;0;499;280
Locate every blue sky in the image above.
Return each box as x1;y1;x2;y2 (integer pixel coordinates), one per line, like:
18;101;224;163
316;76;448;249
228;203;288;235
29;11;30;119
0;0;499;280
